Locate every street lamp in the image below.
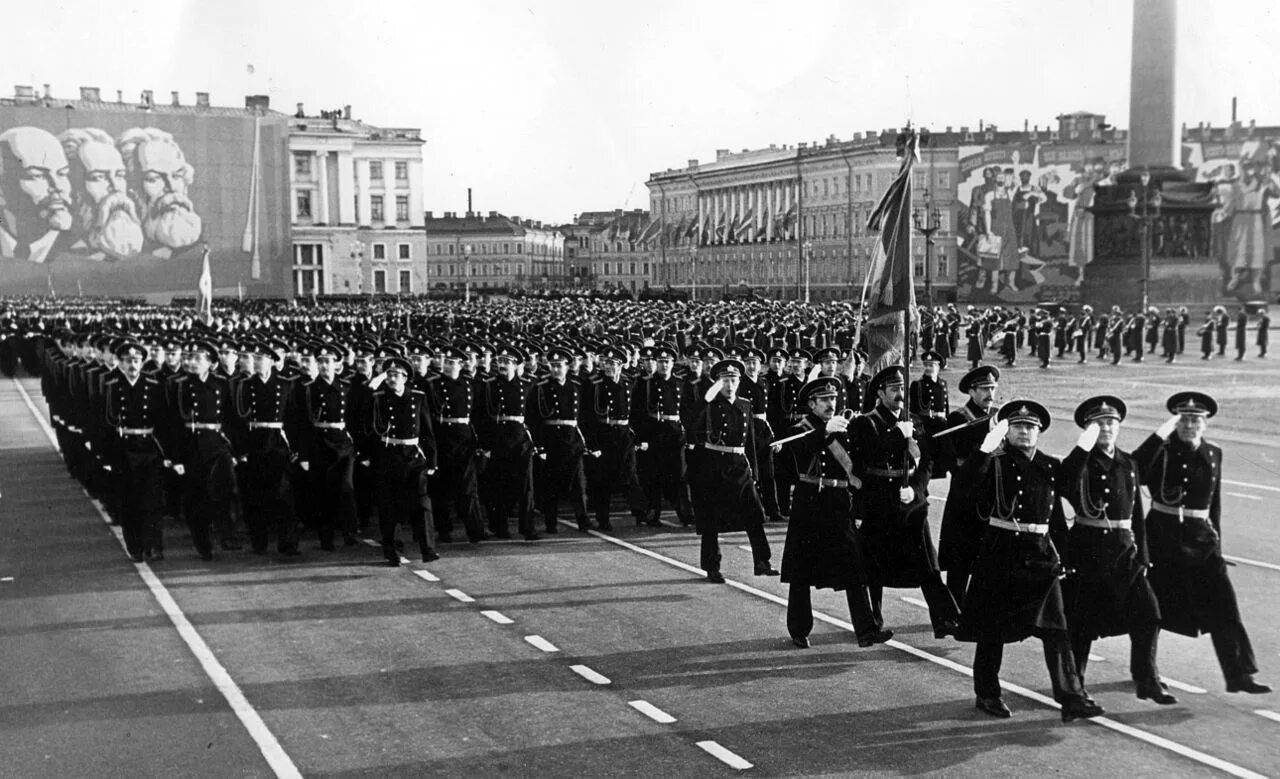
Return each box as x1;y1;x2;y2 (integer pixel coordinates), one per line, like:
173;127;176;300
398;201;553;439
689;244;698;301
1127;170;1162;314
912;200;942;309
802;240;813;303
463;244;472;303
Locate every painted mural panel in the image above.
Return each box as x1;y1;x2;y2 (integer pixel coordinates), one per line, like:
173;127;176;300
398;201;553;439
0;104;290;298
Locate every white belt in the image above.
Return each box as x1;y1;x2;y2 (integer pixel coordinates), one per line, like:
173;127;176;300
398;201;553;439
496;415;525;423
438;417;470;424
650;413;681;422
704;443;745;455
1074;516;1132;530
118;427;154;436
1150;502;1209;519
752;413;768;420
544;419;578;427
381;436;419;446
987;517;1048;534
313;422;345;430
248;421;283;429
188;422;221;431
602;419;630;427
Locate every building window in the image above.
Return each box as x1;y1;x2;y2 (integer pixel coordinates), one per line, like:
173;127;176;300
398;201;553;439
397;243;411;260
516;244;522;254
369;161;383;180
294;154;311;176
372;243;386;261
296;190;312;219
370;196;384;223
395;195;409;222
447;244;454;255
914;172;926;190
373;269;386;293
936;171;950;188
937;250;949;278
399;269;411;293
630;262;636;274
395;161;408;181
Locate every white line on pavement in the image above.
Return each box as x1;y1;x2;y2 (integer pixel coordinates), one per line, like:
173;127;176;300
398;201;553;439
1089;654;1106;663
444;588;475;603
900;596;928;609
524;635;559;652
412;569;440;583
12;379;303;779
1224;479;1280;494
628;700;677;724
697;740;753;770
481;610;513;625
1255;710;1280;724
1224;555;1280;573
1164;679;1209;695
1226;492;1262;501
570;664;611;685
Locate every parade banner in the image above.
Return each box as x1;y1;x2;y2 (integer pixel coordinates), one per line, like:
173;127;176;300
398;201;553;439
0;103;291;299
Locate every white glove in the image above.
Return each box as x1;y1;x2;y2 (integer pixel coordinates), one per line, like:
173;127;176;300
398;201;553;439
979;419;1009;453
1156;415;1179;439
84;441;92;451
299;461;310;472
704;379;724;404
368;372;387;390
359;459;370;467
591;450;602;458
172;464;186;476
1076;422;1100;451
538;452;547;460
638;442;649;452
103;465;112;472
898;486;914;504
824;416;849;434
428;467;437;475
770;442;783;453
895;420;915;439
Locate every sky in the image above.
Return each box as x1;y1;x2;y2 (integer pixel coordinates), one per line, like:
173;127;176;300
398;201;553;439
6;0;1278;224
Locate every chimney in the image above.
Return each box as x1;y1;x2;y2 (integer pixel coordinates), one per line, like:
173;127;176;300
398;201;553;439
244;94;270;112
1232;96;1237;123
342;104;352;120
116;90;124;103
945;126;952;133
43;83;52;98
295;102;305;118
488;210;497;217
979;119;984;131
13;85;34;103
467;187;472;215
687;159;698;168
171;91;180;106
141;89;154;106
798;142;808;149
79;86;100;101
196;92;210;108
424;211;433;219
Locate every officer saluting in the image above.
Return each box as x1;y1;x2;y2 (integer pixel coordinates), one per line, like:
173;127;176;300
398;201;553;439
1132;392;1271;694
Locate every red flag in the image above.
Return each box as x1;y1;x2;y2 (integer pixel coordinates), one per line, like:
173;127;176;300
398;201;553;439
861;132;918;372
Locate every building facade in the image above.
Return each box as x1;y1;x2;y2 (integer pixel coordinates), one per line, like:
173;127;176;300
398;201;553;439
561;209;653;295
422;211;567;297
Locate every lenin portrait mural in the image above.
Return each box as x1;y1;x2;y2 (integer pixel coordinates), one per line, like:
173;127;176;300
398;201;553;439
0;100;290;298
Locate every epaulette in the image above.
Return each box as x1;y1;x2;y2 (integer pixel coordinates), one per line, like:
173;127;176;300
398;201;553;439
410;388;426;396
144;377;159;385
104;375;119;386
535;378;550;387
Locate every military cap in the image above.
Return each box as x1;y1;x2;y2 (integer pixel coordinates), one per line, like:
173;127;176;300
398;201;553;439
868;365;905;396
1074;395;1127;428
638;345;657;360
788;347;813;362
723;343;745;359
798;376;841;405
313;341;344;360
242;339;273;357
546;346;573;364
742;346;766;362
766;347;790;362
440;343;468;361
849;348;868;364
958;365;1000;393
570;343;589;360
702;346;724;363
184;339;219;361
456;339;482;356
493;343;528;363
652;343;678;360
382;356;412;376
600;346;628;364
354;339;381;357
1166;391;1217;418
920;349;943;364
998;399;1051;430
709;358;744;379
268;337;291;355
216;337;239;354
812;346;840;363
114;340;147;360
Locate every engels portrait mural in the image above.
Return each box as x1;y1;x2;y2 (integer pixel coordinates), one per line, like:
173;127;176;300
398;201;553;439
0;125;202;263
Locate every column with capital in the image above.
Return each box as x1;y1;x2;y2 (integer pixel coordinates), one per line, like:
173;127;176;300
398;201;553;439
336;150;356;225
384;158;398;228
355;158;371;228
315;151;330;225
408;159;424;227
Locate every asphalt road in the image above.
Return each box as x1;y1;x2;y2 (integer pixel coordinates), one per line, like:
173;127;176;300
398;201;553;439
2;353;1278;778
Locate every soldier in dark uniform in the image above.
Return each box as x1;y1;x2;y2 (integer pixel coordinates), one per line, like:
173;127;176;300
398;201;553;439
1145;306;1161;356
1198;313;1215;359
348;339;382;532
167;339;241;559
999;315;1018;366
767;347;809;515
957;401;1104;722
1161;308;1179;363
1075;305;1094;363
778;376;893;648
1213;305;1229;356
965;315;984;369
686;359;777;582
289;342;358;551
101;340;170;562
909;350;949;438
1132;392;1271;694
584;345;644;531
362;356;438;565
1234;306;1248;361
424;345;485;543
230;340;299;556
1258;306;1269;358
476;344;538;539
1035;309;1054;368
632;343;694;525
527;346;592;533
1060;396;1173;705
739;346;782;523
1107;306;1125;365
854;366;959;639
936;365;1000;606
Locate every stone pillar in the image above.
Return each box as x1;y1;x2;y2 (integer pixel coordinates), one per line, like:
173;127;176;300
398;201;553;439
336;151;355;225
384;158;397;227
315;151;329;224
408;159;424;227
1128;0;1177;169
355;158;371;228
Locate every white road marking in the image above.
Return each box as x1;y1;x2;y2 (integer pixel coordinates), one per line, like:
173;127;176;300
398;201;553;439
1163;679;1208;695
444;589;474;603
481;610;513;625
697;740;753;770
1224;479;1280;494
1226;492;1262;501
412;569;440;583
1089;654;1106;663
524;635;559;652
1224;555;1280;573
900;596;928;609
1;577;13;582
628;700;677;724
12;379;303;779
1255;710;1280;724
570;664;611;685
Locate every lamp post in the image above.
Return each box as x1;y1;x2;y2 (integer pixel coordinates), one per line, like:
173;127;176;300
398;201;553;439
689;245;698;301
912;199;942;309
1127;169;1162;314
802;240;813;303
463;243;472;303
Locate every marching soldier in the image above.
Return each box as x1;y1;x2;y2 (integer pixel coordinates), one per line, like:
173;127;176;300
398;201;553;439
476;344;538;539
908;350;949;437
289;342;358;551
424;344;486;543
584;345;644;531
767;347;809;516
1107;307;1125;365
230;340;299;556
739;346;783;523
527;346;592;533
632;343;694;525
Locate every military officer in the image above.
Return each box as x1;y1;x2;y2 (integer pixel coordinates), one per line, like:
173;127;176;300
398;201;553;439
231;339;299;556
476;344;538;539
908;350;949;437
425;344;486;543
526;346;592;533
584;345;644;531
631;343;694;525
289;342;358;551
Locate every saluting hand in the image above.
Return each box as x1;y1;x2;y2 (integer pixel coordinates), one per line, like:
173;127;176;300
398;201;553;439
1156;415;1179;439
1076;422;1100;451
979;419;1008;454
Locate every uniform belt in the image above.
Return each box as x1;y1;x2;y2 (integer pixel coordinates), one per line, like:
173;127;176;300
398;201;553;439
926;411;946;419
1150;502;1209;520
866;466;914;478
188;422;222;431
789;413;806;421
313;422;346;430
496;415;525;423
799;475;850;488
438;417;470;424
650;413;681;422
544;419;578;427
117;427;154;436
602;419;630;427
381;436;419;446
704;443;745;455
1074;516;1133;530
752;413;768;420
248;421;284;429
986;517;1048;534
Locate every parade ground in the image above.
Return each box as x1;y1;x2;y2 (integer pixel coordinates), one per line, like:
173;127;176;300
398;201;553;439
3;354;1279;778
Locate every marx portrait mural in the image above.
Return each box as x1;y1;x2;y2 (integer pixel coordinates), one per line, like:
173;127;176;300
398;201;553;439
0;101;290;298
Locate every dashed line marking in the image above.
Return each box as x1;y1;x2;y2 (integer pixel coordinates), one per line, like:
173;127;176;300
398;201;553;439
524;635;559;652
412;569;440;583
570;664;611;685
1255;710;1280;724
1225;555;1280;573
629;700;677;724
444;589;474;603
697;740;753;770
1226;492;1261;501
1164;679;1208;695
481;610;513;625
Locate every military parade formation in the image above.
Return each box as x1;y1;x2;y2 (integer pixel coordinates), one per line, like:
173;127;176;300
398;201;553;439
0;293;1272;723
